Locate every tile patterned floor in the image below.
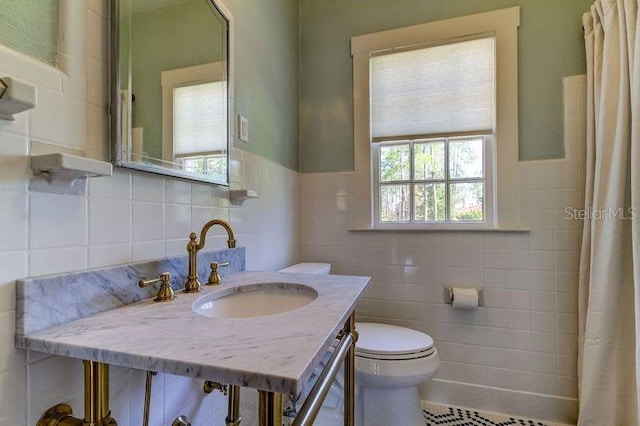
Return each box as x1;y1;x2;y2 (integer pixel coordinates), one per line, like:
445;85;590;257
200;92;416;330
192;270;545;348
422;402;566;426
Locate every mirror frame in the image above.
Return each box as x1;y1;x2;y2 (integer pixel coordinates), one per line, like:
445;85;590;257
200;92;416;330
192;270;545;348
108;0;234;186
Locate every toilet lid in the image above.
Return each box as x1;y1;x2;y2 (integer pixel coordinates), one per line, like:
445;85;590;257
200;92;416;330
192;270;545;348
355;323;434;358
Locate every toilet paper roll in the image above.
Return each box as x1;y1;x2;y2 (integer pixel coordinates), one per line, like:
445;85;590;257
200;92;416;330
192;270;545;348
451;287;479;310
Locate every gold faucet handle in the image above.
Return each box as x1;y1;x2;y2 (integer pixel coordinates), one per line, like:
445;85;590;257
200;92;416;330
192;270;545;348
207;262;229;285
138;272;176;302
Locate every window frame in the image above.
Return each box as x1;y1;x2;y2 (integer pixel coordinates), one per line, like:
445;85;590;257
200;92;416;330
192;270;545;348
350;7;520;231
373;136;494;229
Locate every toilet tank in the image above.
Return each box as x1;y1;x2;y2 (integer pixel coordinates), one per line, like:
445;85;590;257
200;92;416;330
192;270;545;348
279;262;331;275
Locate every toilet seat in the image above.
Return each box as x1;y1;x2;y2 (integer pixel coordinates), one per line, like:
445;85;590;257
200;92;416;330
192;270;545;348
355;322;435;360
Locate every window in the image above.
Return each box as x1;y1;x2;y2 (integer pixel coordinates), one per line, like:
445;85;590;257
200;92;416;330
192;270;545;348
172;80;227;179
351;7;520;230
370;35;494;226
161;62;228;182
375;137;491;225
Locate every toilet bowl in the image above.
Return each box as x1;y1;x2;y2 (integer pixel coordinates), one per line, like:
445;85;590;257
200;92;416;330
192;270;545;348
355;322;439;426
279;263;439;426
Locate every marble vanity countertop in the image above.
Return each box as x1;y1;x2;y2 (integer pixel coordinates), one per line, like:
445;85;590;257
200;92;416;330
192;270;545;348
15;271;369;395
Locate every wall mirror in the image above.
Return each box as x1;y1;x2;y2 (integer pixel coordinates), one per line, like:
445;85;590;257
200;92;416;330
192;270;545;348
110;0;232;185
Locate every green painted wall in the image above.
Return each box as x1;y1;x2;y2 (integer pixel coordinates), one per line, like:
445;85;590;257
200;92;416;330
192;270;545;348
131;0;225;160
225;0;299;170
299;0;593;173
0;0;58;66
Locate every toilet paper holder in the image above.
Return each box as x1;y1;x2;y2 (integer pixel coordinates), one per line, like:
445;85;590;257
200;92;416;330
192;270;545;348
443;286;484;307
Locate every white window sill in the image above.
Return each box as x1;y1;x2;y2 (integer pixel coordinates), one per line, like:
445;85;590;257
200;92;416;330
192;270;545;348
348;227;530;233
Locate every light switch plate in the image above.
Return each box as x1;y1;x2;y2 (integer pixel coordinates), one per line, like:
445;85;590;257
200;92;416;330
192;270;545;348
238;114;249;143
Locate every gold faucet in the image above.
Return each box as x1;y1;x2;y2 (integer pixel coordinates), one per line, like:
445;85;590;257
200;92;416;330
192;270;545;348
184;219;236;293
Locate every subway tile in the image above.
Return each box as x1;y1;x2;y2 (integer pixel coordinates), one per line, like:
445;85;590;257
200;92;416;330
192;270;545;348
505;270;530;290
555;250;581;272
132;241;166;262
508;349;533;372
132;173;165;203
28;356;84;423
165;204;192;240
556;292;578;314
483;269;506;288
29;86;86;148
533;373;558;395
484;366;511;389
89;198;131;244
508;330;532;351
0;367;27;425
30;193;86;249
0;251;27;312
483;288;508;308
530;291;555;312
531;311;557;333
89;169;131;199
133;202;165;242
529;230;553;250
529;250;555;271
528;209;554;230
86;104;109;160
530;351;556;374
192;183;214;207
557;375;578;398
88;243;131;269
528;190;554;208
508;291;531;310
555;271;579;292
557;355;578;377
508;370;534;392
0;310;26;373
531;332;557;354
505;250;529;270
530;270;555;291
29;247;87;277
528;168;555;190
505;233;529;250
557;334;578;356
0;193;27;250
485;309;509;328
483;328;509;349
87;9;107;60
508;310;531;331
484;249;507;269
0;131;29;192
166;179;192;204
87;56;107;106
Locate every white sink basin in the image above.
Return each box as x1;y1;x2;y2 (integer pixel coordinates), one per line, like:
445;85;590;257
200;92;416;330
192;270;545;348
192;282;318;318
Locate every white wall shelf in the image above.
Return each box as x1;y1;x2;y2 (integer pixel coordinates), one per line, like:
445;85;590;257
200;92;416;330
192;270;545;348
30;153;113;195
229;189;258;205
0;76;36;121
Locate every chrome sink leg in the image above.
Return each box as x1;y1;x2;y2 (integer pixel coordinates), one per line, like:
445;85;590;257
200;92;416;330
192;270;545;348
344;312;357;426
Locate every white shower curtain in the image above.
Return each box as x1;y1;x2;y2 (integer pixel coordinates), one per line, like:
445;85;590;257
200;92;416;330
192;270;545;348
579;0;640;424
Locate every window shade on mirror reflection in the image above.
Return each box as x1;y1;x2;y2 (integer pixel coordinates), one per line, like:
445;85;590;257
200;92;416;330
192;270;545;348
370;35;495;141
173;81;227;155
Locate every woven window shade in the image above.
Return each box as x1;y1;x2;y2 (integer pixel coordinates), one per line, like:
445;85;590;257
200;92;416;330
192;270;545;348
370;36;495;141
174;81;227;155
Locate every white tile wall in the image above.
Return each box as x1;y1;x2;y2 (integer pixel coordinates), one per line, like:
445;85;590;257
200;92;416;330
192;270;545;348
0;3;300;425
299;76;586;423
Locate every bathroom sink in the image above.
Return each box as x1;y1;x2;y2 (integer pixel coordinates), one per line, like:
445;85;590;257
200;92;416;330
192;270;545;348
192;282;318;318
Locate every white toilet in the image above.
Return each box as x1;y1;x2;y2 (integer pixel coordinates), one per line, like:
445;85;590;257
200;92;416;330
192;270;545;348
279;263;439;426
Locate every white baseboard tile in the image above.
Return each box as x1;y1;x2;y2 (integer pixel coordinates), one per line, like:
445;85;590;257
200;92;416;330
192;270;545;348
420;379;578;425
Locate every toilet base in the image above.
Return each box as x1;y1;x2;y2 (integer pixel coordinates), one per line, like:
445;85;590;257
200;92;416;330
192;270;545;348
358;385;424;426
